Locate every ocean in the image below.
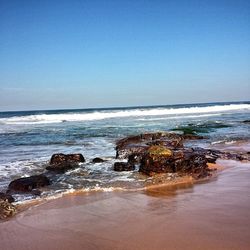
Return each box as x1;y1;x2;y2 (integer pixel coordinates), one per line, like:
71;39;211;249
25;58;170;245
0;102;250;203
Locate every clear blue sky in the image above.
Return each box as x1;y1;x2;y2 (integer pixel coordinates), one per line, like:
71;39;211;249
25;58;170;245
0;0;249;111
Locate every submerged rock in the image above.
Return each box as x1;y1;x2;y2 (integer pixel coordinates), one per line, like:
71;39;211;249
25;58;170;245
92;157;105;163
0;200;16;220
8;174;50;193
114;162;135;171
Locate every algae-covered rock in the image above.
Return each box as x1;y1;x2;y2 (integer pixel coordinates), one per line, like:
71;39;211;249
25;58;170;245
148;145;173;158
0;200;16;220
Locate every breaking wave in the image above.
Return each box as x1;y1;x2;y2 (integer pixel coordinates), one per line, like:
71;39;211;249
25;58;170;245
0;104;250;125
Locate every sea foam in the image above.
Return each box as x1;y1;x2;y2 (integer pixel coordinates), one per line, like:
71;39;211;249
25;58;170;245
0;104;249;125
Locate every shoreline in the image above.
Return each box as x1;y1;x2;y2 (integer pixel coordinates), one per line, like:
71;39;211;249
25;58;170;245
1;160;249;250
8;162;223;221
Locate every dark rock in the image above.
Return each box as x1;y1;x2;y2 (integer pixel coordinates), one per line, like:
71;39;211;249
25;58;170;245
8;174;50;193
46;161;79;172
114;162;135;171
174;152;209;179
146;138;183;148
92;157;105;163
139;145;209;179
193;147;250;162
0;192;15;203
116;144;149;159
31;189;42;196
47;153;85;172
50;153;85;165
128;154;141;164
0;200;16;220
242;120;250;124
182;134;204;140
115;132;250;180
115;132;204;159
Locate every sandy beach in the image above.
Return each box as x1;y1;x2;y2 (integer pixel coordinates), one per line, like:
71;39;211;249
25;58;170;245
1;160;250;250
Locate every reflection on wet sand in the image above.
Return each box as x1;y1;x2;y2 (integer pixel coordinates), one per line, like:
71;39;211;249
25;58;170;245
0;160;250;250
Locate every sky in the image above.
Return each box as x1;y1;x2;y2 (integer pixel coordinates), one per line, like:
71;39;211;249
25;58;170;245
0;0;249;111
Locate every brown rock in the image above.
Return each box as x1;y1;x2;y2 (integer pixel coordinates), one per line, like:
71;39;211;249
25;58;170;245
114;162;135;171
8;174;50;193
47;153;85;172
92;157;105;163
0;192;15;203
50;153;85;165
46;162;79;172
139;146;209;179
115;132;201;159
0;200;16;220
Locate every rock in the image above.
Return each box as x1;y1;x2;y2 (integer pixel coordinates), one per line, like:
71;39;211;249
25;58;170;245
116;144;149;159
193;147;250;162
115;132;250;180
0;200;16;220
49;153;85;165
148;145;173;158
146;138;183;148
115;132;204;159
182;134;204;140
139;146;209;179
114;162;135;171
0;192;15;203
128;154;141;164
46;161;79;172
47;153;85;172
92;157;105;163
8;174;50;193
174;152;209;179
242;120;250;124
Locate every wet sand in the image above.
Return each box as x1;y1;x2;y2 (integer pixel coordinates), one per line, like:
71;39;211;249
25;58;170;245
1;160;250;250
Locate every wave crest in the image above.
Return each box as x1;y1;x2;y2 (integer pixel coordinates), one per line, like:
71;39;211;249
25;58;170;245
0;104;249;125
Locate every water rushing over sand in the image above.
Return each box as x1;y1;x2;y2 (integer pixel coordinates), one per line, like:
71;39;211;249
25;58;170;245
0;160;249;250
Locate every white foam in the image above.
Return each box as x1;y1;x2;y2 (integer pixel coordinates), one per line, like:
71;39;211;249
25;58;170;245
136;113;222;121
1;104;250;125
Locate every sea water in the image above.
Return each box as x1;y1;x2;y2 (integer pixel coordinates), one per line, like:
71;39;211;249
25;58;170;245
0;102;250;203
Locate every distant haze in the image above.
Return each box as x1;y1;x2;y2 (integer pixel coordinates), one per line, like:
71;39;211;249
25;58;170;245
0;0;249;111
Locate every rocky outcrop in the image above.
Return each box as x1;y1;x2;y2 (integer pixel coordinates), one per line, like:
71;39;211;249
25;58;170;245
139;146;209;178
46;153;85;172
115;132;250;179
115;132;203;159
114;162;135;171
8;174;50;193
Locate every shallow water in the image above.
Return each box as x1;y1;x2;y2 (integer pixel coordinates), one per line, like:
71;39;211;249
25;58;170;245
0;102;250;203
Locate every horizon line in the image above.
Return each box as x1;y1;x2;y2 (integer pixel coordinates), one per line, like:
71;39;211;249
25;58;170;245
0;100;250;113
